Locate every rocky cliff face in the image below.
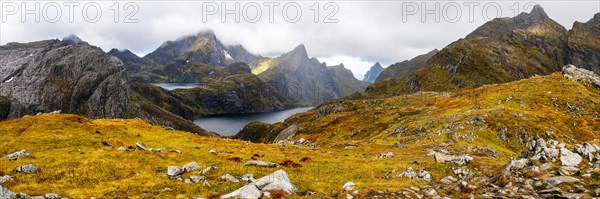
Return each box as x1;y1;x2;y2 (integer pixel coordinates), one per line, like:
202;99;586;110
362;62;384;83
0;39;130;119
567;13;600;74
0;39;212;135
255;45;368;104
367;5;569;96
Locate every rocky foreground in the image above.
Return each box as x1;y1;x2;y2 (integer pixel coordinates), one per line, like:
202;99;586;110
0;66;598;198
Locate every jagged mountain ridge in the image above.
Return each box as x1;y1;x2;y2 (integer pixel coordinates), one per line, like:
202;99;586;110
254;44;369;105
143;31;260;67
107;48;144;72
362;62;384;83
367;5;570;96
374;49;439;83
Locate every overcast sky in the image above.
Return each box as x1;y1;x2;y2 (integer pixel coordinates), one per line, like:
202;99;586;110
1;1;599;79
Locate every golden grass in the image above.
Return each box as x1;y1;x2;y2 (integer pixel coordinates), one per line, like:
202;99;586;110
1;73;599;198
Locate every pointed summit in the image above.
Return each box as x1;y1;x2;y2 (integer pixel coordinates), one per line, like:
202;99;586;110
62;34;86;45
372;62;383;69
363;62;385;83
514;4;549;27
288;44;308;59
529;4;548;19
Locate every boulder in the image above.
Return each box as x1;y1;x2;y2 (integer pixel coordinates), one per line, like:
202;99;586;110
243;160;279;168
0;185;17;198
417;169;433;182
505;159;530;171
5;149;31;160
221;173;240;183
221;184;262;199
423;188;437;196
544;176;580;187
254;170;298;194
375;152;395;159
189;175;205;183
562;65;600;88
293;138;310;146
15;164;38;174
440;176;457;184
272;125;299;143
397;167;417;179
182;161;201;172
241;174;255;182
575;143;600;161
221;170;297;198
202;166;218;174
433;152;473;165
209;149;217;155
136;142;151;151
0;175;14;185
44;193;62;199
167;166;184;177
560;147;582;166
343;182;357;191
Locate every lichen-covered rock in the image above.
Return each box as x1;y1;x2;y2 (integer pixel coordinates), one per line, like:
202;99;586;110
243;160;279;168
221;170;297;198
182;161;201;172
15;164;38;174
5;149;30;160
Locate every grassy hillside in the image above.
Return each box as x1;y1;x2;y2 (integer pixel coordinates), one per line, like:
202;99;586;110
2;73;599;198
0;114;431;198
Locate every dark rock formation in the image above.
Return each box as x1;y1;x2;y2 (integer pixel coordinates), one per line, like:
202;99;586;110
567;13;600;74
0;39;212;135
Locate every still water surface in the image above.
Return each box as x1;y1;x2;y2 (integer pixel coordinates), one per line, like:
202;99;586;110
194;107;313;136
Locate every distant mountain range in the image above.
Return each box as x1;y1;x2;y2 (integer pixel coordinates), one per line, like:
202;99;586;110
110;32;369;105
250;44;369;104
362;62;384;83
367;5;595;97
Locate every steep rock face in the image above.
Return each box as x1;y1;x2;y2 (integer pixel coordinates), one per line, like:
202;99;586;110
367;5;568;96
0;39;130;119
256;45;368;104
567;13;600;74
374;50;438;82
362;62;384;83
0;39;211;135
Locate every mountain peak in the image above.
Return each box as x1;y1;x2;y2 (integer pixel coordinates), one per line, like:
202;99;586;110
515;4;548;25
62;34;86;44
528;4;549;20
290;44;308;57
280;44;309;63
372;62;383;69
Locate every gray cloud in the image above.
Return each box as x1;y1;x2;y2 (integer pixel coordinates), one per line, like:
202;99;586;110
1;1;598;78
